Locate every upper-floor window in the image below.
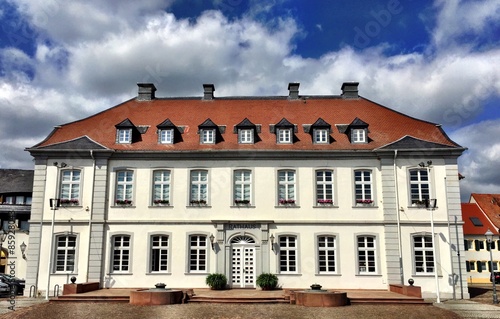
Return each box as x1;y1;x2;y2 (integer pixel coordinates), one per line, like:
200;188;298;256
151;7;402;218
201;129;215;144
357;236;377;274
317;235;336;274
153;170;171;205
238;129;254;144
234;170;252;205
314;129;329;144
2;195;32;205
279;235;298;273
189;235;207;273
277;129;292;144
409;169;429;205
278;170;296;205
117;129;132;144
354;170;373;205
55;235;77;273
111;235;131;273
316;170;334;205
190;170;208;205
352;129;366;143
159;129;174;144
60;169;81;205
150;235;169;272
116;170;133;205
464;239;473;251
413;234;435;274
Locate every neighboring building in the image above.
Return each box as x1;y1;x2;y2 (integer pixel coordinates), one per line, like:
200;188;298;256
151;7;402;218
0;169;33;278
463;194;500;284
25;82;467;299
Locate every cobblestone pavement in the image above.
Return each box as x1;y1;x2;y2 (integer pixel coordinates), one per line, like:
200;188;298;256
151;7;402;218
436;300;500;319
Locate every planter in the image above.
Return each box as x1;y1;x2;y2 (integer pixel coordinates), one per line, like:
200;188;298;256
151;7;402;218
256;273;278;290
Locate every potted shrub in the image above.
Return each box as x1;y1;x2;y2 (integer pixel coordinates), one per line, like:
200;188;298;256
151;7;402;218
256;273;278;290
205;273;227;290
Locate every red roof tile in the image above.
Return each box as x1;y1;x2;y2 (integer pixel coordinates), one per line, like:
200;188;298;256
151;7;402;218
31;93;462;151
461;203;498;235
470;194;500;233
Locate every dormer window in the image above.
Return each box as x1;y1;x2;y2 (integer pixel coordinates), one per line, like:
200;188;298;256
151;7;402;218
159;129;174;144
273;118;295;144
118;129;132;144
202;129;215;144
235;118;259;144
314;129;328;144
309;118;332;144
239;129;254;144
352;129;366;143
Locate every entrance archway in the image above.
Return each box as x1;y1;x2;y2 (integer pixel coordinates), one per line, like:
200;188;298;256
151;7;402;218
230;235;256;288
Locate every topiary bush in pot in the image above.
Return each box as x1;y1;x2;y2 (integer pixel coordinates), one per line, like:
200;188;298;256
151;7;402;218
205;273;227;290
256;273;279;290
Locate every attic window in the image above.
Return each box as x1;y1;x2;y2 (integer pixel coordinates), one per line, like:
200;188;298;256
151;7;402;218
469;217;483;227
310;118;331;144
198;118;222;144
160;129;174;144
115;118;138;144
202;129;215;144
274;118;296;144
234;118;259;144
118;129;132;144
347;117;369;144
352;129;366;143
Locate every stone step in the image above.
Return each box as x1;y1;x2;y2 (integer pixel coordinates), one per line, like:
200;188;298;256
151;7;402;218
189;296;288;304
349;298;430;305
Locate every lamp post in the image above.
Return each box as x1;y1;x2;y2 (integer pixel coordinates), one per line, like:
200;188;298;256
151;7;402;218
20;242;27;260
46;198;60;300
485;229;499;304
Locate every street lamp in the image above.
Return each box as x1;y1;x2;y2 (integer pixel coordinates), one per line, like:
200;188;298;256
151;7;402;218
485;229;499;304
46;198;60;300
20;242;27;260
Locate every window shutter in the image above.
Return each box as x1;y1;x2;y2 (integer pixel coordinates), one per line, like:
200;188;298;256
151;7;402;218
475;240;480;251
492;241;496;250
487;242;491;251
477;261;482;272
466;261;470;272
497;240;500;251
464;239;469;251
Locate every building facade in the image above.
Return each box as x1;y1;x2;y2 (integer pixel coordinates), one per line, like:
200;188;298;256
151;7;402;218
463;194;500;284
25;82;467;299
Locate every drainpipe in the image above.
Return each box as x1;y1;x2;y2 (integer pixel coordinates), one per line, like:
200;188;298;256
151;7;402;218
86;150;96;282
394;150;404;284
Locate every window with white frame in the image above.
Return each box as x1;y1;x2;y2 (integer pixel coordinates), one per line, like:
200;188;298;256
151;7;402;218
352;129;366;143
55;235;76;272
314;129;328;144
477;261;487;272
474;239;485;251
354;170;373;205
153;170;171;205
357;236;377;274
190;170;208;205
409;169;429;205
60;169;81;205
201;129;215;144
316;170;334;205
189;235;207;273
466;260;476;272
150;235;169;272
238;129;254;144
279;235;297;273
318;235;336;273
277;128;292;144
233;170;251;205
464;239;473;251
278;170;296;205
413;234;435;274
115;170;133;205
111;235;130;272
117;129;132;143
159;129;174;144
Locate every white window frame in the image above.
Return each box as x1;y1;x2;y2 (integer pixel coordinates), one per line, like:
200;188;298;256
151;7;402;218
117;128;132;144
352;128;366;143
153;170;171;205
190;170;208;204
413;234;435;274
150;234;170;273
60;169;81;205
315;170;334;205
233;169;252;205
277;128;292;144
357;235;377;274
317;235;337;274
238;129;254;144
115;170;134;204
54;234;77;273
159;129;174;144
111;235;131;273
354;169;373;205
278;170;296;205
188;235;208;273
201;129;215;144
313;129;328;144
279;235;298;273
409;168;430;205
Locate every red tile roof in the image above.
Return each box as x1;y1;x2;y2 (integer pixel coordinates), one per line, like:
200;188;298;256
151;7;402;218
461;203;498;235
470;194;500;233
30;88;462;152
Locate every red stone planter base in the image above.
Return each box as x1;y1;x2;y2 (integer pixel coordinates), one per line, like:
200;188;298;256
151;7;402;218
129;289;183;306
389;284;422;298
295;291;348;307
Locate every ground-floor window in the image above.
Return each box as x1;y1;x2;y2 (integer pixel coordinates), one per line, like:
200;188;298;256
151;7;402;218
357;235;376;274
150;235;169;272
55;235;77;272
413;234;434;274
189;235;207;273
317;235;336;273
112;235;130;273
279;235;297;273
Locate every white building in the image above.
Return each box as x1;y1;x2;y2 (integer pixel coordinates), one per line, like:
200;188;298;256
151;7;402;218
25;82;468;299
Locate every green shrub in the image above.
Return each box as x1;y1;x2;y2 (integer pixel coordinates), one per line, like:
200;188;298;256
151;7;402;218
256;273;279;290
205;273;227;290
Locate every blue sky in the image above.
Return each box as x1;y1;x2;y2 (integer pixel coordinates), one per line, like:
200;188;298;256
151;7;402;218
0;0;499;200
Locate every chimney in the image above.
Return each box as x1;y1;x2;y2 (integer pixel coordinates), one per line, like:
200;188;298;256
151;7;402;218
203;84;215;100
137;83;157;101
341;82;359;98
288;82;300;99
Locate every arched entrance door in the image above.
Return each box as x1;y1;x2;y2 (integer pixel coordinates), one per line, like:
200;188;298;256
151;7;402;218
230;235;256;288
